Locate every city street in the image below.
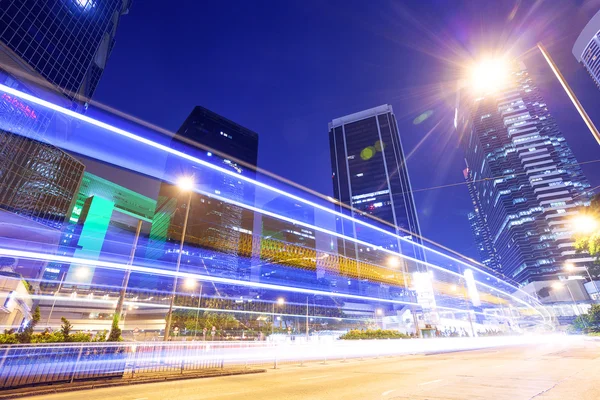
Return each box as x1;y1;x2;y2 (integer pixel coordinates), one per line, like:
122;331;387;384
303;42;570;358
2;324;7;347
24;337;600;400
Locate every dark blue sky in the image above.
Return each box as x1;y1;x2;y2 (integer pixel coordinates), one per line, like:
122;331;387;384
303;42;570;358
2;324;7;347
94;0;600;260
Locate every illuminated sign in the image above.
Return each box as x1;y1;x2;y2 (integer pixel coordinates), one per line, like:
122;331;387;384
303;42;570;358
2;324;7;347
412;271;436;310
2;93;37;119
463;269;481;307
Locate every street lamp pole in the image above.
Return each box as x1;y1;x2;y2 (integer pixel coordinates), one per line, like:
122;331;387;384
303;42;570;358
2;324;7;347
164;183;193;341
583;266;600;301
193;284;203;340
271;303;275;335
537;42;600;146
46;270;67;328
305;296;309;340
113;219;143;329
565;263;599;302
271;298;284;336
563;283;582;315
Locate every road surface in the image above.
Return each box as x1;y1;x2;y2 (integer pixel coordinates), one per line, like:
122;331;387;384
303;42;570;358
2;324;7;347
24;337;600;400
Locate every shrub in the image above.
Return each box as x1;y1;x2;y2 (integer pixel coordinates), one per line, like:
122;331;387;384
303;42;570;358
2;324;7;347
107;315;122;342
60;317;72;342
17;306;40;343
339;329;410;340
0;331;18;344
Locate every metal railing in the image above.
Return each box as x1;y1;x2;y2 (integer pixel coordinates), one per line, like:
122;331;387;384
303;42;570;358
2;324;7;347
0;335;562;389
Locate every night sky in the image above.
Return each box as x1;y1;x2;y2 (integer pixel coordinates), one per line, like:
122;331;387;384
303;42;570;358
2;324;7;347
93;0;600;260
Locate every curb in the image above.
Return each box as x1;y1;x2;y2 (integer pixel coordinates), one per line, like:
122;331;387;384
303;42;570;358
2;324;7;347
0;368;266;399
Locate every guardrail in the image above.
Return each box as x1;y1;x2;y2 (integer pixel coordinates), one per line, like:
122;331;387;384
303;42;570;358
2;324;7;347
0;335;566;389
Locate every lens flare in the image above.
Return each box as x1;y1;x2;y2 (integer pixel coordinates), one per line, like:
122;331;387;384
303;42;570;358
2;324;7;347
470;59;510;93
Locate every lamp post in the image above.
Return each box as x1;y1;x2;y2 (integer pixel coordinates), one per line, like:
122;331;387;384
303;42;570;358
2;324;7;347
46;270;67;328
164;176;194;341
565;263;599;302
305;296;309;340
536;42;600;146
272;297;284;335
552;282;582;316
47;267;90;327
183;278;203;340
113;219;143;334
375;308;383;329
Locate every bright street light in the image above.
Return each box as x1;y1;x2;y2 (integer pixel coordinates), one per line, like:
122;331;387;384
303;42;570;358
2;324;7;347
564;263;575;272
469;58;510;93
571;215;598;234
177;176;195;192
564;263;599;303
165;175;195;341
387;257;400;268
184;278;197;290
272;298;285;335
375;308;383;316
551;281;581;314
75;266;89;279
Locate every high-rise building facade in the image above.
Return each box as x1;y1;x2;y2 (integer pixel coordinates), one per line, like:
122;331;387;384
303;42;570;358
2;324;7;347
0;0;131;103
457;61;593;284
149;106;259;283
463;167;500;271
0;1;131;281
573;10;600;89
329;105;423;266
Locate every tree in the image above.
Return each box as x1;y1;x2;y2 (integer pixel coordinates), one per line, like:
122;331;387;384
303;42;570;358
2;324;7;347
570;304;600;333
575;194;600;278
60;317;72;341
18;306;40;343
107;314;122;341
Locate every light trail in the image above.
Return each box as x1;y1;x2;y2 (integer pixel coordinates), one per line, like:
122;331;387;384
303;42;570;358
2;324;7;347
0;248;544;323
0;83;545;308
26;293;369;323
133;182;549;319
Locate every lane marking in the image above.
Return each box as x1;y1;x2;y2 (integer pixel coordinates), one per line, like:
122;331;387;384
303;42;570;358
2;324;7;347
301;375;332;381
419;379;442;386
382;389;397;396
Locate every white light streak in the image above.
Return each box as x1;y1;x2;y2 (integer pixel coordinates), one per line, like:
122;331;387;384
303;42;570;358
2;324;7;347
0;84;546;314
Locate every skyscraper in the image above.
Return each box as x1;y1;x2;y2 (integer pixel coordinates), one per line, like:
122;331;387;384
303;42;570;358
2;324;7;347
0;1;131;280
463;167;500;271
573;10;600;89
0;0;132;103
329;105;423;267
149;106;259;283
457;61;593;284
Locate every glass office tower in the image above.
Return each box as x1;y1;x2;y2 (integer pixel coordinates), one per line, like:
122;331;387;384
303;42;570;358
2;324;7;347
149;106;259;285
0;0;131;102
463;167;501;272
457;61;593;284
329;105;423;274
0;1;131;280
573;10;600;89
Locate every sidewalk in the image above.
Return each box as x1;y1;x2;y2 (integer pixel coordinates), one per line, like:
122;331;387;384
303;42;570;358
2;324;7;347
0;367;266;399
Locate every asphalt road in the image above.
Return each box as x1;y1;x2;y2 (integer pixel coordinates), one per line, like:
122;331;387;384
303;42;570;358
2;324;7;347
24;337;600;400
